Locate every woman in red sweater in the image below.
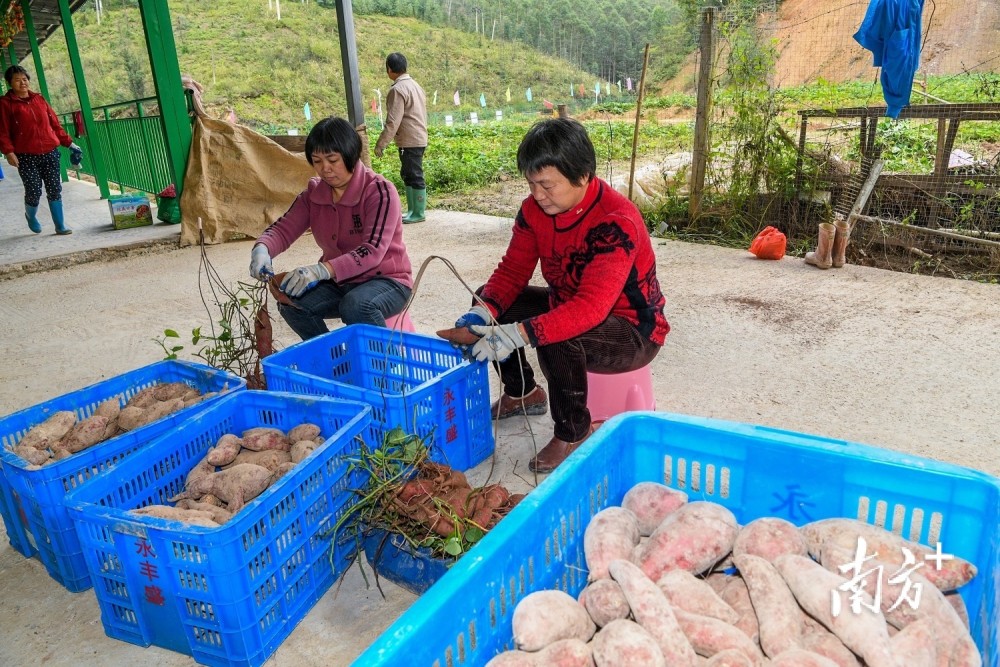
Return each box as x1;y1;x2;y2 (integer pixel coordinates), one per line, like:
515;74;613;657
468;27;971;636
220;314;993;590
452;118;669;473
0;65;81;235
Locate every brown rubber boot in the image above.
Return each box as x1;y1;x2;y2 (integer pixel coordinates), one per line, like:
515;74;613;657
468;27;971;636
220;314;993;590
528;425;596;473
831;214;852;268
805;222;835;270
491;385;547;420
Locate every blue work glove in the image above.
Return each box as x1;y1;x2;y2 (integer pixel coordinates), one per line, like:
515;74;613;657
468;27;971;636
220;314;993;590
455;305;491;329
468;323;529;363
281;262;332;298
249;244;273;281
69;143;83;167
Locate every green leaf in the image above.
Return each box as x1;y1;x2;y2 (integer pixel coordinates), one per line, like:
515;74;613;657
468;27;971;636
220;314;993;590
163;329;180;338
442;537;463;556
171;345;184;353
464;526;484;543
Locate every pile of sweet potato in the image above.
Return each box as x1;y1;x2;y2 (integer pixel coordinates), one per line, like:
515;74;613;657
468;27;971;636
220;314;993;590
391;462;524;538
130;422;326;528
488;482;981;667
10;382;217;468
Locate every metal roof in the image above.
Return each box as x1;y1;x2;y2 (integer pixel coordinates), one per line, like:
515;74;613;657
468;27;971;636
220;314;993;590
3;0;90;64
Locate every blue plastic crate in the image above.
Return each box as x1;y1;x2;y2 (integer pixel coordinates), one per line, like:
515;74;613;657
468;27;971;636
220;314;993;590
363;528;450;595
0;360;245;591
353;411;1000;667
262;324;494;471
64;391;372;667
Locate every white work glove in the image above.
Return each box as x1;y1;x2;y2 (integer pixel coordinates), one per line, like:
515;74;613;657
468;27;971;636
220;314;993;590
454;305;491;329
468;323;528;363
249;244;273;281
281;262;332;298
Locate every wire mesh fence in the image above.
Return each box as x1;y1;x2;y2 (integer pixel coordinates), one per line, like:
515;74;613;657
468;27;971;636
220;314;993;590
694;0;1000;280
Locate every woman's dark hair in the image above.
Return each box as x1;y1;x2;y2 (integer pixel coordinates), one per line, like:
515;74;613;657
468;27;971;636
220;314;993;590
386;52;408;74
4;65;30;86
305;116;362;171
516;118;596;186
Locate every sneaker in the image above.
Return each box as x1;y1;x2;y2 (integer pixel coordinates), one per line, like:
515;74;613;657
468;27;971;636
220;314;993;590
491;386;547;420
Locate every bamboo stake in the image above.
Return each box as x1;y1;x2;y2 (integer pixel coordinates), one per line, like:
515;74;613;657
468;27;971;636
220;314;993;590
853;214;1000;249
628;44;650;203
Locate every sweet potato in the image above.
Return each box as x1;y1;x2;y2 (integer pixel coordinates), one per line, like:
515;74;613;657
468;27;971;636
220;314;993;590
633;501;738;580
672;608;764;665
17;410;76;449
607;559;698;666
888;617;937;667
704;648;754;666
126;385;160;409
136;397;185;427
733;554;804;658
580;579;631;627
732;518;808;562
225;448;292;472
60;415;110;453
174;499;235;525
718;576;759;643
801;518;976;591
206;434;243;466
101;417;121;441
484;638;593;667
799;630;862;667
769;649;840;667
946;591;970;630
153;381;194;402
656;569;739;625
511;589;596;651
93;397;121;420
175;463;273;513
241;426;290;451
290;440;319;464
130;505;220;527
13;443;50;465
590;619;666;667
773;554;897;667
270;461;297;480
185;456;216;490
116;405;147;432
287;423;322;443
584;507;641;581
621;481;688;536
819;541;980;667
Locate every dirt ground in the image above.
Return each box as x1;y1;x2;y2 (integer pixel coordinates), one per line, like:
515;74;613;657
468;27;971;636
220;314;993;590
2;208;1000;666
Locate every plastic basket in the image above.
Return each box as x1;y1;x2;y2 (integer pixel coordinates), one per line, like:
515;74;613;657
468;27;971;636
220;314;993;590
353;411;1000;666
362;528;450;595
64;391;372;667
0;360;245;592
262;324;494;471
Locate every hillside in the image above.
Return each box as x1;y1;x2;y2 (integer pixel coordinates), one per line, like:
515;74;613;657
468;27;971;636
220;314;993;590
663;0;999;93
33;0;606;128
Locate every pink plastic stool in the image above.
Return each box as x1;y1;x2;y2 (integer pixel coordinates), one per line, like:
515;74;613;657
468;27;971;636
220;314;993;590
385;311;416;332
586;365;656;422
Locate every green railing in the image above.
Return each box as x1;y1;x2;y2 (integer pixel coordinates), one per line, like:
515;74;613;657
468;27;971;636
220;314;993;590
59;97;174;196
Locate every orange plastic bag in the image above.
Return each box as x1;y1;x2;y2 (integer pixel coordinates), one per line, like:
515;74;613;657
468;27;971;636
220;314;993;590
749;226;787;260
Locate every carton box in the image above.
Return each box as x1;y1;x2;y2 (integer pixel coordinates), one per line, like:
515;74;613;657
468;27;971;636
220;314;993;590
108;194;152;230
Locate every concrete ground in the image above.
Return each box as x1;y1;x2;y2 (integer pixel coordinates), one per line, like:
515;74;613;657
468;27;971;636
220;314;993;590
1;174;999;666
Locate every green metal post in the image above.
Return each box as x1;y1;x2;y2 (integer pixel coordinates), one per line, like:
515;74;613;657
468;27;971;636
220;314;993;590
138;0;192;200
57;0;111;198
22;0;51;100
6;44;14;67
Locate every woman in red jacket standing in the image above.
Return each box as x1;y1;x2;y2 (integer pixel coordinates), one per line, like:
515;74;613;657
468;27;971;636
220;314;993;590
0;65;82;235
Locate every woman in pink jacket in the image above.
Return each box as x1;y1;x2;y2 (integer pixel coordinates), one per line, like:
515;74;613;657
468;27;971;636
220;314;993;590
0;65;81;235
249;116;414;340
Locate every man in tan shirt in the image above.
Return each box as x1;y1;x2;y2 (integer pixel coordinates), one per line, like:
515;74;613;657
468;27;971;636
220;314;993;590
375;52;428;223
